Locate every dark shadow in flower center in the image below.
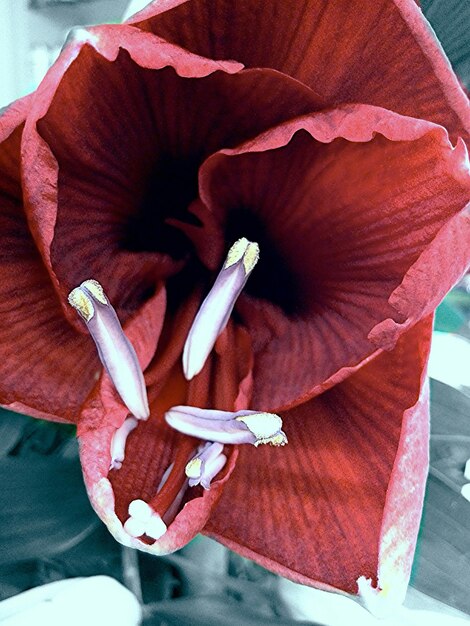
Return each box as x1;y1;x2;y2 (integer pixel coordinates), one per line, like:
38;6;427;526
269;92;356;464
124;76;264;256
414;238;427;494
122;155;202;259
225;208;302;315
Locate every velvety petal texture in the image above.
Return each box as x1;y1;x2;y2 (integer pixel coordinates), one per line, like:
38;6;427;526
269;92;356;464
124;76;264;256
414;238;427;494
1;0;469;603
130;0;470;142
206;318;432;601
24;24;323;322
0;98;99;422
199;105;470;409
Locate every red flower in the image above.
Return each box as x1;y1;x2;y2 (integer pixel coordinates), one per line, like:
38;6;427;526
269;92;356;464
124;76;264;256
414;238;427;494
1;0;469;608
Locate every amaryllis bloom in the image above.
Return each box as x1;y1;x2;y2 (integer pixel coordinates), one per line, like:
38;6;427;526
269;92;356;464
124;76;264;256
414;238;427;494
1;0;469;611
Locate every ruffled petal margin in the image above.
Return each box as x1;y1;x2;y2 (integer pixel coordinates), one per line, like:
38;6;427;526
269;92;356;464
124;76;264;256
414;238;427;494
198;104;470;410
130;0;470;143
205;317;432;600
22;23;323;326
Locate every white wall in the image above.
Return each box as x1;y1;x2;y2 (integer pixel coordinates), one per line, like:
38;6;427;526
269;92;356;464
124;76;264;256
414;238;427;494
0;0;130;108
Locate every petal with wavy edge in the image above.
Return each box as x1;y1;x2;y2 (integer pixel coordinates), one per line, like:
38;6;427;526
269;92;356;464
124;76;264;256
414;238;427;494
198;104;470;410
130;0;470;143
22;23;323;326
205;318;432;597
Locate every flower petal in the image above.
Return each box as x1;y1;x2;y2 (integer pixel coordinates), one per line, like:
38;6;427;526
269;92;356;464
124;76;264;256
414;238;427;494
22;23;323;321
204;317;432;597
130;0;470;142
0;97;98;422
199;104;470;410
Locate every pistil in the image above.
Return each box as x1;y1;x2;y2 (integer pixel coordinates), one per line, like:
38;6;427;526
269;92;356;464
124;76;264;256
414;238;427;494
183;237;260;380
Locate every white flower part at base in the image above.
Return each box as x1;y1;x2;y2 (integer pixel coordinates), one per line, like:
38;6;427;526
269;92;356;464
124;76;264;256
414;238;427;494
357;576;407;620
182;237;260;380
123;517;147;538
68;279;149;421
128;499;153;521
124;499;167;540
145;514;167;540
165;406;287;447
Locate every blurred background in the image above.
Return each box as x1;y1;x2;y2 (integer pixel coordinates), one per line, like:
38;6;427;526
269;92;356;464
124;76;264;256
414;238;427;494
0;1;469;625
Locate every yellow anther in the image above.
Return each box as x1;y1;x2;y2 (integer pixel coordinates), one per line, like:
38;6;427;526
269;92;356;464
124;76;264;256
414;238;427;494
185;457;203;479
224;237;249;269
81;279;107;305
68;288;94;322
224;237;260;275
236;412;287;447
243;242;260;274
254;432;288;447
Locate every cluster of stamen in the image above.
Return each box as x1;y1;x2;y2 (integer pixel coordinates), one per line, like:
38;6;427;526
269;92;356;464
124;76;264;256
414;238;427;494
68;238;287;542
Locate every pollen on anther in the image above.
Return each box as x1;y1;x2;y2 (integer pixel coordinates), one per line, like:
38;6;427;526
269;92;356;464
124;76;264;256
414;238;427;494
236;412;282;438
185;457;203;479
81;279;107;305
68;288;94;321
243;242;260;274
224;237;249;269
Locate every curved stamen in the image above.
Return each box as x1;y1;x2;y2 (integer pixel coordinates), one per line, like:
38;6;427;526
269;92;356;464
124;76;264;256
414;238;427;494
109;416;138;470
185;441;227;489
165;406;288;447
68;279;149;421
183;238;260;380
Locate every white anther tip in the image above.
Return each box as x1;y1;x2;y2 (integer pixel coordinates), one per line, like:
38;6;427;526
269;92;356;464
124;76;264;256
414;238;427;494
123;517;146;538
146;514;167;540
128;499;153;521
109;459;123;471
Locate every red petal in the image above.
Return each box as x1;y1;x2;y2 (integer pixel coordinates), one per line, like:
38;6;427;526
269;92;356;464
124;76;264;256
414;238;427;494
130;0;470;142
205;317;432;596
199;104;470;409
0;97;98;422
22;24;322;321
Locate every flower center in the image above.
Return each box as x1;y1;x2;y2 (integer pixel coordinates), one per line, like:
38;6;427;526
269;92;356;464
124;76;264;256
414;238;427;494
122;156;201;259
69;238;288;543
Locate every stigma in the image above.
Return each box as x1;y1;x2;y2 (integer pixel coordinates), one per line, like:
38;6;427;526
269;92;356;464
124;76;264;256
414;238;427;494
165;406;288;447
182;237;259;380
68;279;149;421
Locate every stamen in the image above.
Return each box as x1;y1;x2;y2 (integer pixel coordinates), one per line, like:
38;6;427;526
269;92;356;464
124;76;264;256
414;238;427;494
165;406;288;447
68;279;149;421
183;238;260;380
109;416;138;470
185;442;227;490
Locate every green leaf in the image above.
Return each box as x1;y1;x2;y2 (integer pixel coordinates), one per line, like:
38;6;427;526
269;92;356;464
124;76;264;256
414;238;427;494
434;300;466;333
0;410;31;457
0;457;98;566
411;380;470;615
